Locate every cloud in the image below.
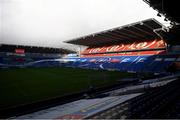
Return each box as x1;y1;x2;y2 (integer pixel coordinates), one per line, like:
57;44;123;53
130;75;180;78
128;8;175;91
0;0;169;50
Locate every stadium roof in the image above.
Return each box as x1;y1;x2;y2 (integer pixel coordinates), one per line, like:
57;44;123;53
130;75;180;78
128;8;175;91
143;0;180;45
65;18;165;47
143;0;180;24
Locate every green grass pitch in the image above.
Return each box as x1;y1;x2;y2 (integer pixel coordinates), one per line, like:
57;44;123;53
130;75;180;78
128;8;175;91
0;67;135;110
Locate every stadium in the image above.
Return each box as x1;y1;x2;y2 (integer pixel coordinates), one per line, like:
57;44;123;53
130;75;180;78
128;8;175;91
0;0;180;119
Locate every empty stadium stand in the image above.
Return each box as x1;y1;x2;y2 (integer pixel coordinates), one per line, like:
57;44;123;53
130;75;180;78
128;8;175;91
62;54;178;73
64;19;180;74
0;44;75;68
88;77;180;119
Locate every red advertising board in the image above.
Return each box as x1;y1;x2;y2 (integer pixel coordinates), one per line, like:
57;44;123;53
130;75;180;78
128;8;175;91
15;49;25;54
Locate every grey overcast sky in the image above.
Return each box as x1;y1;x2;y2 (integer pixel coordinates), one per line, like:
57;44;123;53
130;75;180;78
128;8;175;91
0;0;169;50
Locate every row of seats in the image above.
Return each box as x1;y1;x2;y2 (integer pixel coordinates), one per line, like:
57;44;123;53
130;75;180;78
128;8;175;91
64;54;178;73
0;56;61;68
0;54;178;73
128;79;180;118
89;79;180;119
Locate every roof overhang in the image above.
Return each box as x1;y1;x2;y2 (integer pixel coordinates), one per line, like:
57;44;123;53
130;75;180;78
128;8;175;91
65;18;165;47
143;0;180;24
